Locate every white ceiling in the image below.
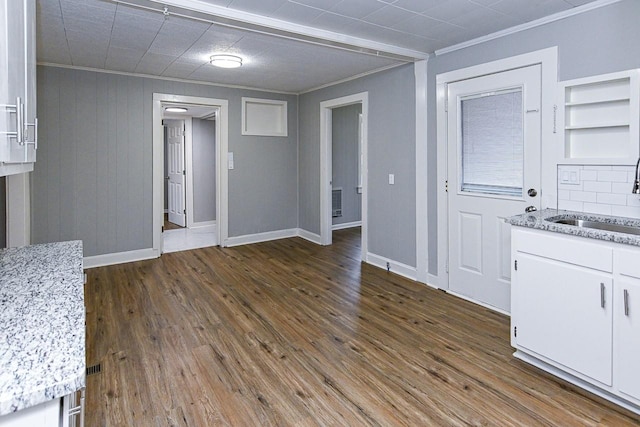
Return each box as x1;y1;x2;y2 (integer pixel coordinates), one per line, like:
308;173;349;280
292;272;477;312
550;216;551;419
37;0;600;93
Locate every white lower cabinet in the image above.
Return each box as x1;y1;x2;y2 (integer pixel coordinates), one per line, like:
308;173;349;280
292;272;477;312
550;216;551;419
615;250;640;405
512;228;640;414
0;399;60;427
0;390;84;427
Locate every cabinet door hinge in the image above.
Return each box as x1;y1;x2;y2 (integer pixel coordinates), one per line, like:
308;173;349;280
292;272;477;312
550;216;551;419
445;180;448;193
514;260;518;271
183;170;186;175
183;209;186;214
514;326;517;337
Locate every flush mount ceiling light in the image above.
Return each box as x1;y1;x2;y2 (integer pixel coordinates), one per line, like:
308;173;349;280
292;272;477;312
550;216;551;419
165;107;188;113
210;54;243;69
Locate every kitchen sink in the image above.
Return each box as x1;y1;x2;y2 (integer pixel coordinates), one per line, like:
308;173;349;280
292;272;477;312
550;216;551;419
549;218;640;235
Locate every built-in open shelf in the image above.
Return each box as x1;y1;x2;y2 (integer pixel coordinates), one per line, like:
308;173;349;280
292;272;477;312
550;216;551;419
557;70;639;165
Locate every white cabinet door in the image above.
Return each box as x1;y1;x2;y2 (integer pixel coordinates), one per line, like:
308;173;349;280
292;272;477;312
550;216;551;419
0;398;60;427
0;0;36;167
514;252;613;386
616;275;640;403
22;0;36;163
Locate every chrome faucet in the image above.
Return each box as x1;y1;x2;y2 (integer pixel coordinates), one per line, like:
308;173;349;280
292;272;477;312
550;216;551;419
634;157;640;194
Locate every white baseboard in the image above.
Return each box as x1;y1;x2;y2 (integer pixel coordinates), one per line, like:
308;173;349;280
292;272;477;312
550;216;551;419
189;220;216;229
84;248;158;269
224;228;298;247
332;221;362;231
297;228;322;244
366;252;417;281
425;273;441;290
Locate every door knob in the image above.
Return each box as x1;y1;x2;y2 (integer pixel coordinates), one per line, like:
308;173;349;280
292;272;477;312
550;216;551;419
527;188;537;197
525;205;537;213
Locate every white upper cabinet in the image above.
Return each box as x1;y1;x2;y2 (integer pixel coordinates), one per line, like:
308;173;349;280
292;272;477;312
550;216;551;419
557;69;640;165
0;0;37;177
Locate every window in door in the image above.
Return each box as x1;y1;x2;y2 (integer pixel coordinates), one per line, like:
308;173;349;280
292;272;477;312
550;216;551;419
460;88;524;197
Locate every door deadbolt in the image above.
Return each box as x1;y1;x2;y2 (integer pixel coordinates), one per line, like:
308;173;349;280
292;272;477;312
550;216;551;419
527;188;537;197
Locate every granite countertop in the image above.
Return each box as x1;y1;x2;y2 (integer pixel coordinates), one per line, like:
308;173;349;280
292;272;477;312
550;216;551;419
507;208;640;246
0;241;85;416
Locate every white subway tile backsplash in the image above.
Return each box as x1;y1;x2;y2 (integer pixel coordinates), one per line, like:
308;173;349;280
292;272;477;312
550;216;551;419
558;189;571;200
570;191;597;202
558;181;583;191
583;165;612;171
583;181;611;193
557;164;640;219
580;170;598;181
583;203;612;215
611;165;635;172
558;200;584;211
628;195;640;207
611;205;640;219
597;170;629;182
612;182;631;194
596;193;627;205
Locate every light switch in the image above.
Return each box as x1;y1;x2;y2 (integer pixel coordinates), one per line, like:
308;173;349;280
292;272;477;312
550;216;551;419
389;174;395;185
559;166;580;185
228;152;234;170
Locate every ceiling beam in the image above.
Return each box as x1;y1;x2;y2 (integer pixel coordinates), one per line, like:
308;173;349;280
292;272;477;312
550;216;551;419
109;0;428;62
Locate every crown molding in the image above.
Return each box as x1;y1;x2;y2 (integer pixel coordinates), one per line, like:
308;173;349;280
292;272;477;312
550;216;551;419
435;0;623;56
36;62;297;95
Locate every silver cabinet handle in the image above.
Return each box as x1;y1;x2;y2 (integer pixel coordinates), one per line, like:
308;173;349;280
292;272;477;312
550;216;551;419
624;289;630;316
600;283;606;308
525;205;537;213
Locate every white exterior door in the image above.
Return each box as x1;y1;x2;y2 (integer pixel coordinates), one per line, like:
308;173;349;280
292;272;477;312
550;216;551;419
166;120;186;227
447;65;541;312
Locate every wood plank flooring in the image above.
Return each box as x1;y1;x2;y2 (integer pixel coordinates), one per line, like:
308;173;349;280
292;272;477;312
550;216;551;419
85;228;640;426
164;213;183;231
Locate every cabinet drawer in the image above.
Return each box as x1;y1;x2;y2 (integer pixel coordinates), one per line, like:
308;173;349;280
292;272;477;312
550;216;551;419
513;228;613;272
615;248;640;278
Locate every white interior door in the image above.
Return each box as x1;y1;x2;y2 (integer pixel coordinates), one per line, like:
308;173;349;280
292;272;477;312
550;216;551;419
447;65;541;312
166;120;186;227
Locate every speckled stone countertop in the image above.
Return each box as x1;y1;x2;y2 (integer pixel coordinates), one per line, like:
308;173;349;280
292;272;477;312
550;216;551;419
507;208;640;246
0;241;85;416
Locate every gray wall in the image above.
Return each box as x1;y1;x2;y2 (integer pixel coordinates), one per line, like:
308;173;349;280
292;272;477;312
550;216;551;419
426;0;640;276
299;64;416;267
192;118;216;223
33;66;298;257
0;176;5;249
332;104;361;226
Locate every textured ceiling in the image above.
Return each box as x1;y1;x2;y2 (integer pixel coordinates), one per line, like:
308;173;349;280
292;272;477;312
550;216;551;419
37;0;600;93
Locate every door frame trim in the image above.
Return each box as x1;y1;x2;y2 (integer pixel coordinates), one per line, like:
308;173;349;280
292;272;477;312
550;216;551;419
153;93;229;256
320;92;368;261
434;47;558;291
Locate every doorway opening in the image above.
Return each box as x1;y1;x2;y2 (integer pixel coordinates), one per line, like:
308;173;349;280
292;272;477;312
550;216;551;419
161;107;218;253
152;94;229;256
320;92;368;261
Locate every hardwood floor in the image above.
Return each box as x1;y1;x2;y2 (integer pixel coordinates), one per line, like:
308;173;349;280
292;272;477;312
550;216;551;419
164;213;183;231
85;228;640;426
